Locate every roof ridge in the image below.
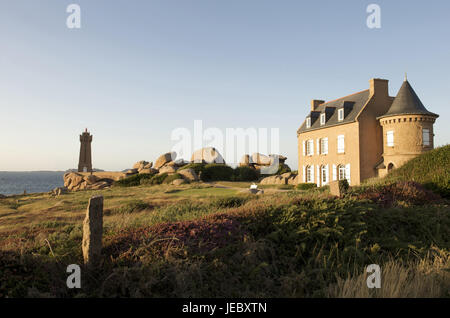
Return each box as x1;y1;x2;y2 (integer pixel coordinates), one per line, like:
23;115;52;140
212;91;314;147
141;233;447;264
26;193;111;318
320;89;369;106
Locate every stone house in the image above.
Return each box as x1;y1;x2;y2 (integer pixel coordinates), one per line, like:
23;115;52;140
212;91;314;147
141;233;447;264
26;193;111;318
296;77;439;186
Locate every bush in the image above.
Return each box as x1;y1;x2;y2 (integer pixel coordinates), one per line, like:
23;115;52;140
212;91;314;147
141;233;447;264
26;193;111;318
232;166;260;181
384;145;450;198
114;174;153;187
296;183;317;190
200;164;234;182
163;173;183;184
112;200;151;215
178;163;205;175
211;196;248;209
354;181;441;207
141;173;169;185
276;163;291;175
339;179;350;194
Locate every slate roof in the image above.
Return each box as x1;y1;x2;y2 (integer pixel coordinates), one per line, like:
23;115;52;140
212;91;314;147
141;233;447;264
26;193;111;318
297;90;370;134
377;80;438;119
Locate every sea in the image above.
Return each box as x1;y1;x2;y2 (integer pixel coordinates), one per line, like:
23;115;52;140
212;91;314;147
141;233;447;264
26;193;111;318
0;171;65;196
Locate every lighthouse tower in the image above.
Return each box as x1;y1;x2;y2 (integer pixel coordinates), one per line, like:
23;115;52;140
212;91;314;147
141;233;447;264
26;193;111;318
376;77;439;177
78;128;93;173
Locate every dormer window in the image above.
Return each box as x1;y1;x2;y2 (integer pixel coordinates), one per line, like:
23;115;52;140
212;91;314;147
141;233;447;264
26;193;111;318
320;113;326;125
338;108;344;121
306;117;311;128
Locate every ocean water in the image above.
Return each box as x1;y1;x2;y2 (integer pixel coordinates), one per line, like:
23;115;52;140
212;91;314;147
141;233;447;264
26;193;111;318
0;171;65;195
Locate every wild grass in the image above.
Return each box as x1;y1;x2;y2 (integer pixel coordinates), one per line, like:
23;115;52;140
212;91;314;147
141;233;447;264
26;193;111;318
327;248;449;298
0;161;449;298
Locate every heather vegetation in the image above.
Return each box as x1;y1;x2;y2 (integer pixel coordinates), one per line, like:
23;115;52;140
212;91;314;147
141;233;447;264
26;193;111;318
0;147;449;298
376;144;450;198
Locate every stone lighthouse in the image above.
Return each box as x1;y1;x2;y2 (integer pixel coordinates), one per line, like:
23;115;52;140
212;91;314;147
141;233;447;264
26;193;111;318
376;77;439;177
78;128;93;172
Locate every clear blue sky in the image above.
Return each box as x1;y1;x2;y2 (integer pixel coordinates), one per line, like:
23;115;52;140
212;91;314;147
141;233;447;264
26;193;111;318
1;0;449;171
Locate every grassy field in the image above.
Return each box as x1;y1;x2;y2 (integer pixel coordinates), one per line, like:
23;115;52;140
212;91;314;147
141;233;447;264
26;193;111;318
0;150;449;297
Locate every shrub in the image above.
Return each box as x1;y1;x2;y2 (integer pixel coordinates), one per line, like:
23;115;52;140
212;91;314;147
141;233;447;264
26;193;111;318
163;173;183;184
276;163;291;175
112;200;151;215
211;196;248;209
339;179;350;194
232;166;260;181
200;164;234;181
144;173;169;185
384;145;450;198
296;183;317;190
355;181;441;207
114;174;153;187
178;163;205;175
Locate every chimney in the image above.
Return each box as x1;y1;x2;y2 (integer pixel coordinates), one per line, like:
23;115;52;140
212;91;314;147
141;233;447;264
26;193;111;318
369;78;389;96
311;99;325;111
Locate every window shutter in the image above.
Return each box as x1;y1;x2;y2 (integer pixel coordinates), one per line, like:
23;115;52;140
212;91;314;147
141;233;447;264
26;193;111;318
345;164;351;185
337;135;345;153
317;139;320;155
316;165;320;187
324;138;328;154
325;164;329;184
311;140;314;155
342;136;345;153
302;165;306;183
311;165;314;184
302;140;306;156
332;164;337;181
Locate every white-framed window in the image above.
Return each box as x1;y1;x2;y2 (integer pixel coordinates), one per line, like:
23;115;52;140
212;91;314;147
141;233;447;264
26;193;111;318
306;139;314;155
320;113;326;125
306;165;312;183
423;128;430;146
338;108;344;121
306;117;311;128
338;164;346;180
320;138;328;154
337;135;345;153
387;130;394;147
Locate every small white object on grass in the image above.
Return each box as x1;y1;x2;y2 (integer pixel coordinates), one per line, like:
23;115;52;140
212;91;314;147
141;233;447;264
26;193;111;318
250;183;258;190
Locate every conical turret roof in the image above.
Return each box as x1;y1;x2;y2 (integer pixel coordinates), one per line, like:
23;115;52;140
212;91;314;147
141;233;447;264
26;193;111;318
378;79;438;119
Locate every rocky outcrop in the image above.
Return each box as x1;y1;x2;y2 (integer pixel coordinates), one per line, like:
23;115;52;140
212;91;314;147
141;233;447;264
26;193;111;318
239;153;289;172
52;187;68;196
251;153;272;165
159;165;177;174
259;175;287;185
191;147;225;164
154;152;177;170
239;154;250;167
171;179;186;186
132;160;153;172
177;168;198;181
139;168;157;175
259;172;299;185
63;172;114;191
